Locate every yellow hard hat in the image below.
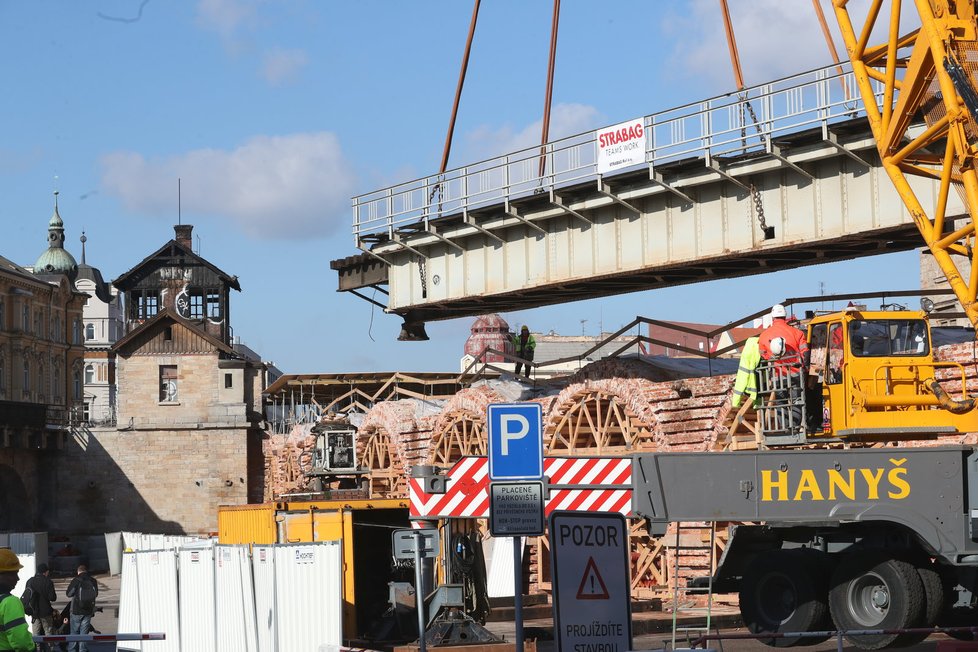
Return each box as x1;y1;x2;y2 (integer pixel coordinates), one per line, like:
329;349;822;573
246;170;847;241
0;549;22;572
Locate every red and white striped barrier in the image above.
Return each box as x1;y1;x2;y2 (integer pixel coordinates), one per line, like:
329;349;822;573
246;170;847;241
35;632;165;643
410;456;632;520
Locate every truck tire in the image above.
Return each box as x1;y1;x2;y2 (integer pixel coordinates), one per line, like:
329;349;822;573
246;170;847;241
739;549;829;647
897;562;943;646
828;554;924;650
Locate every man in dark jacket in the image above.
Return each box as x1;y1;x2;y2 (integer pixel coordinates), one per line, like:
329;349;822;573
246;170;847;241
64;566;98;652
25;563;57;641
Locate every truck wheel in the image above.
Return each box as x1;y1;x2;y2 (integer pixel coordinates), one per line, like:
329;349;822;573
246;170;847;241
739;549;829;647
828;554;924;650
897;562;944;646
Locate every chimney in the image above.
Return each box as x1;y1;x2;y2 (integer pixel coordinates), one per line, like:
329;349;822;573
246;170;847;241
174;224;193;250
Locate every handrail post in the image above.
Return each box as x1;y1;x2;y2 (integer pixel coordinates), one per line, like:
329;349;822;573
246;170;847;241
387;187;394;240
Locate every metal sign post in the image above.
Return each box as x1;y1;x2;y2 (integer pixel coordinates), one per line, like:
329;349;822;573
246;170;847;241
487;402;545;652
392;528;440;652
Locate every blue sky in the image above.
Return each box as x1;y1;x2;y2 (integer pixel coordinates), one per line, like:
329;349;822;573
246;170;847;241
0;0;922;373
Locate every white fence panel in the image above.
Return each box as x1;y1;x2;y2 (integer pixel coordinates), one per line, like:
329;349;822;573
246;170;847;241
118;553;142;652
252;546;276;652
179;547;216;652
215;545;258;652
274;543;342;650
135;550;180;652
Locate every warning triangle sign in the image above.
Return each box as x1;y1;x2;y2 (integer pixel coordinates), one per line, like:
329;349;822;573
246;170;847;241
576;557;610;600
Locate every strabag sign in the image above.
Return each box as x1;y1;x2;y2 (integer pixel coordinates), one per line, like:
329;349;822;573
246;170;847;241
596;118;646;174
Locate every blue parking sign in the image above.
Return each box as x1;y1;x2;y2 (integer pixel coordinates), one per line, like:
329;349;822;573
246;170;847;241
487;403;544;480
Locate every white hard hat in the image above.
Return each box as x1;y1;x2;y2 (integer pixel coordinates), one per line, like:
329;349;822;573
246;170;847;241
770;304;787;319
770;336;786;358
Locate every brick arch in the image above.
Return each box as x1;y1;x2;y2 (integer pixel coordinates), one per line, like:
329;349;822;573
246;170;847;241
0;464;30;530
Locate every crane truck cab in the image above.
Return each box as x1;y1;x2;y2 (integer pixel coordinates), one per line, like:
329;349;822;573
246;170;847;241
754;308;977;447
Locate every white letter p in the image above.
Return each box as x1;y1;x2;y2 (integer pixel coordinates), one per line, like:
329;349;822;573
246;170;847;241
500;414;530;455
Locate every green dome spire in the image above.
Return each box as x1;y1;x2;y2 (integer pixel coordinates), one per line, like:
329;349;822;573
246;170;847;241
34;191;78;279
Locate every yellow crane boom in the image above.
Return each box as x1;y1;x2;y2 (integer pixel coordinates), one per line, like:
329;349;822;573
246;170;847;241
833;0;978;331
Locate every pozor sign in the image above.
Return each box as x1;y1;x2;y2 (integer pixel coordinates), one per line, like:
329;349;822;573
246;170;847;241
596;117;645;175
550;512;632;652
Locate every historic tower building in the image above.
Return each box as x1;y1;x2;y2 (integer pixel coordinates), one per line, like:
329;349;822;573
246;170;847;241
49;224;265;533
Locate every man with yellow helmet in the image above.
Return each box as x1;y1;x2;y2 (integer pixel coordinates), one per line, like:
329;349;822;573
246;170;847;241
0;549;34;651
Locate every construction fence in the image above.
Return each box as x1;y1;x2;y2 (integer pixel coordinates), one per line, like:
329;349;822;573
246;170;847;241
118;542;342;652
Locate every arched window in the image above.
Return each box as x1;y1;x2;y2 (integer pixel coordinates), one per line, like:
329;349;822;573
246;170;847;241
85;323;95;340
53;364;61;399
23;360;30;397
84;364;95;385
73;370;81;400
38;362;44;395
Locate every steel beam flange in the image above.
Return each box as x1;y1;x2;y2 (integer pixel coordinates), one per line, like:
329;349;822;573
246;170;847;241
461;210;505;243
649;166;695;204
596;179;641;215
391;234;429;259
767;141;815;181
823;128;872;169
705;158;751;192
549;190;593;225
504;199;548;234
425;224;465;252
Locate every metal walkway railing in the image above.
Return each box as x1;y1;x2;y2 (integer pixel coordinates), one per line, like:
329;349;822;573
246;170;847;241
353;61;877;243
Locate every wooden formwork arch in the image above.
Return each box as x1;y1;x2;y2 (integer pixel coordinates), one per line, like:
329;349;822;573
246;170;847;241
358;427;407;498
545;387;655;454
427;410;487;465
532;383;669;597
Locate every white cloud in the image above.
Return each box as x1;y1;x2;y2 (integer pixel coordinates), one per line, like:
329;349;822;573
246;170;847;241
261;48;308;86
458;103;605;163
195;0;258;42
99;133;357;240
667;0;920;90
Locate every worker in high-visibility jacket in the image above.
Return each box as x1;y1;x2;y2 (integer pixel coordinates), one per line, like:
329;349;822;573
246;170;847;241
0;549;35;651
731;336;761;408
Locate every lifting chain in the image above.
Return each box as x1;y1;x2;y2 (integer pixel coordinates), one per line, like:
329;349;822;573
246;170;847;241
751;182;768;233
739;93;771;237
418;256;428;297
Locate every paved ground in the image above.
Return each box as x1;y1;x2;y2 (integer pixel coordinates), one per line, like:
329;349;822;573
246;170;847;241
44;573;959;651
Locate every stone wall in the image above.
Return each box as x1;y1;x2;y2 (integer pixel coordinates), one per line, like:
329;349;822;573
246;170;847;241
0;448;43;530
48;426;253;534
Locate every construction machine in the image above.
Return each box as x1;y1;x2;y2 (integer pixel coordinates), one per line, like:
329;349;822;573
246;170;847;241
734;306;978;448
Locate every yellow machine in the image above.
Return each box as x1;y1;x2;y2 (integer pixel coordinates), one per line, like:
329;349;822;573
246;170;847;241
750;308;976;446
809;308;976;435
218;498;410;638
833;1;978;331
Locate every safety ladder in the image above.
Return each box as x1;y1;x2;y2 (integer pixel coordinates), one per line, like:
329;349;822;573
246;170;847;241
669;522;722;651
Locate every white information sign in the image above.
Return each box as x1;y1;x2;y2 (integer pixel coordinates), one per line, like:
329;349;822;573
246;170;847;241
550;512;632;652
596;118;646;175
489;481;545;536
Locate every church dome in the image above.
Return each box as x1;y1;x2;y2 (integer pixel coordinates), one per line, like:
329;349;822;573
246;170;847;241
35;247;78;276
464;314;513;362
33;194;78;279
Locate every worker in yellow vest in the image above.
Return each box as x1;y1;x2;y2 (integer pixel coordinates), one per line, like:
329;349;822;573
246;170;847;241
0;549;34;651
731;336;761;408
